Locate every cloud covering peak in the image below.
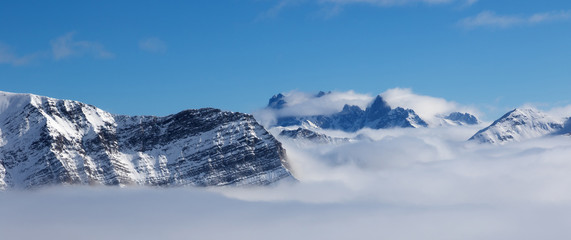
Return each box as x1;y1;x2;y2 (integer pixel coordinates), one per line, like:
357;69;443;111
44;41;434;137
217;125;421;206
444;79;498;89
255;88;479;127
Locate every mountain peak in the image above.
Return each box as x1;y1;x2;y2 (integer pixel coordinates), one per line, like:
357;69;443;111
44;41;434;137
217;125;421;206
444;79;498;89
268;93;287;109
444;112;479;125
315;91;331;98
365;95;391;120
341;104;362;113
469;108;564;144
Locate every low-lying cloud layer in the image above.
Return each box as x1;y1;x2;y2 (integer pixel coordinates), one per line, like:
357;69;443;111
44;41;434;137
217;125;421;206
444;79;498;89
3;125;571;239
227;125;571;204
3;90;571;239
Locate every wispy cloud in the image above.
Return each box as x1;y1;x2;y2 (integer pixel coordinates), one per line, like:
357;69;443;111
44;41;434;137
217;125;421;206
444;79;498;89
139;37;167;54
50;32;114;60
459;10;571;29
319;0;474;7
257;0;306;20
260;0;476;19
380;88;480;125
1;32;114;66
0;43;44;66
463;0;478;6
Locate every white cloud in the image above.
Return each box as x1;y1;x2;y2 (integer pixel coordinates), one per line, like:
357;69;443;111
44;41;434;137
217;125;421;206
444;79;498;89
254;90;374;126
139;37;167;54
463;0;478;6
459;10;571;29
319;0;472;7
258;0;307;20
546;105;571;120
529;10;571;23
0;43;43;66
3;124;571;239
50;32;114;60
0;32;112;65
229;124;571;207
381;88;480;125
260;0;476;19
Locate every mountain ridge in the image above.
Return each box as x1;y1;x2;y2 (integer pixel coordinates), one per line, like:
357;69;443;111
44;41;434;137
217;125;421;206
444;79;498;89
265;92;479;131
469;108;566;144
0;91;293;189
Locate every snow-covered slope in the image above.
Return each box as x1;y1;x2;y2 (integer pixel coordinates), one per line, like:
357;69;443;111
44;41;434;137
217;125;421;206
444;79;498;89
278;128;350;144
469;108;564;144
436;112;480;126
0;91;292;189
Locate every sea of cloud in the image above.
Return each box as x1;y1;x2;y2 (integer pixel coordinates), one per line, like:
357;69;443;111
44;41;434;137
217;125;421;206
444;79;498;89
3;89;571;239
3;126;571;239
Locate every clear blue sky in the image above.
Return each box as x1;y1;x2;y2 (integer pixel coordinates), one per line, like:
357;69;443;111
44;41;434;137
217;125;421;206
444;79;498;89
1;0;570;119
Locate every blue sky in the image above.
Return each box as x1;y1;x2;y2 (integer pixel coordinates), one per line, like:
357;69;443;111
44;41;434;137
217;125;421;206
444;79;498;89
1;0;570;119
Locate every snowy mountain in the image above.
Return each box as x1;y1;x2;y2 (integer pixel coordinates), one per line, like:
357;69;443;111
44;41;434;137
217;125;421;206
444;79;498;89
0;91;292;189
439;112;480;126
278;128;350;144
469;108;565;144
265;91;480;131
270;95;428;132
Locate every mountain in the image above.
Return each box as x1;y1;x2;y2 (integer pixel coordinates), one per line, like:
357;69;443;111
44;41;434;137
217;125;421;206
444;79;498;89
278;128;350;144
0;91;292;189
441;112;479;126
270;95;428;132
469;108;564;144
268;93;287;109
267;91;331;110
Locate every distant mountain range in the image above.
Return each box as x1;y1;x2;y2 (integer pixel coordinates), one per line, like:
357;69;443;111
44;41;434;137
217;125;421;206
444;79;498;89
265;91;570;145
267;91;479;132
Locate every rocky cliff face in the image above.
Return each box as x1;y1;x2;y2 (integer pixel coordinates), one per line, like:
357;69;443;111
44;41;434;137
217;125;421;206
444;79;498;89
0;92;292;189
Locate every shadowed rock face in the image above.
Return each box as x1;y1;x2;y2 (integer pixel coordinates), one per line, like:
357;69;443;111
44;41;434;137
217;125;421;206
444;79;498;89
268;93;287;109
0;92;292;189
